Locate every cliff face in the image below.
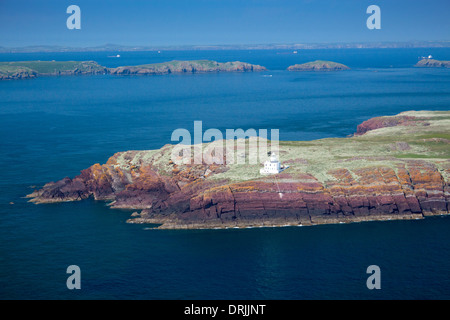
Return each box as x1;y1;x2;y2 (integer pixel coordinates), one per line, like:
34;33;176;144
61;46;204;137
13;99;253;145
287;60;350;71
355;115;423;135
27;111;450;229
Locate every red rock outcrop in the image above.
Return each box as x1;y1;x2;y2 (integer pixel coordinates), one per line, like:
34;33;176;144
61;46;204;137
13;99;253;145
28;157;449;229
355;115;423;135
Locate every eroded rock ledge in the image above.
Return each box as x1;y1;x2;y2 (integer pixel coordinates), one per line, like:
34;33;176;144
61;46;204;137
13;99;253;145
27;111;450;229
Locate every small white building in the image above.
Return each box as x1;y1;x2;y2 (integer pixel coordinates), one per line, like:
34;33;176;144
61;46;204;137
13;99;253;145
260;153;286;175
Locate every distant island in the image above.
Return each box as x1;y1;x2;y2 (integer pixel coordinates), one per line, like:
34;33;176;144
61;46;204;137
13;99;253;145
0;61;107;80
0;60;266;80
287;60;350;71
28;111;450;229
109;60;266;75
415;58;450;68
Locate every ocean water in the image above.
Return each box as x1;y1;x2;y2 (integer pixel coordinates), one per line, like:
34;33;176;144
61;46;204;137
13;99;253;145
0;49;450;299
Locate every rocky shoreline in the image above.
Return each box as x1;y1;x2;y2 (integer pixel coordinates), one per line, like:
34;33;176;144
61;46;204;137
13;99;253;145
27;111;450;230
127;212;429;230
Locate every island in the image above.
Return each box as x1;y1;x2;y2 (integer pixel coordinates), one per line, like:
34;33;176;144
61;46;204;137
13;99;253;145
27;111;450;229
109;60;267;75
0;61;108;80
287;60;350;71
415;58;450;68
0;60;266;80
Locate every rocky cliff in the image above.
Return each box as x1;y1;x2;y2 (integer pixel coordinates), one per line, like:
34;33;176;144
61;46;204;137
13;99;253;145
287;60;350;71
27;111;450;229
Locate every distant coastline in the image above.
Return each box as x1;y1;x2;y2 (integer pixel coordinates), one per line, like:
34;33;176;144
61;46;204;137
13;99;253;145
1;41;450;53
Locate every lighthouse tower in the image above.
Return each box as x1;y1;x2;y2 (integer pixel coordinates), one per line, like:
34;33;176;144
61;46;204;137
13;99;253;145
260;153;282;174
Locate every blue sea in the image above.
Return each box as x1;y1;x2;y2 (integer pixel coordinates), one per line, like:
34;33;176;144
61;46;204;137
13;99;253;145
1;48;450;299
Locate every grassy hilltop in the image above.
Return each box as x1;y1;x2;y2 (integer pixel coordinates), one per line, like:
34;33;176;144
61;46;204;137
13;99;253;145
287;60;350;71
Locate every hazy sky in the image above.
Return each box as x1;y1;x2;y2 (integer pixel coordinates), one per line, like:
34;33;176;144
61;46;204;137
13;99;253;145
1;0;449;47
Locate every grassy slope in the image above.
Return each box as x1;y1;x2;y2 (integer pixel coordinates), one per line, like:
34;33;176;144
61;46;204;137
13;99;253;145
114;111;449;186
188;111;450;184
302;60;345;67
136;60;218;68
290;60;349;69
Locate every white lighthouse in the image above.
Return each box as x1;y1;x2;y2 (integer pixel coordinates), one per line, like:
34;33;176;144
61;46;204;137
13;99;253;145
260;153;285;175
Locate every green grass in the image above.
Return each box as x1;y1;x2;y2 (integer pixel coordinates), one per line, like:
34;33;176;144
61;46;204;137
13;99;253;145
210;111;450;183
394;154;446;159
418;133;450;140
292;60;349;68
303;60;343;66
103;111;449;186
133;60;219;69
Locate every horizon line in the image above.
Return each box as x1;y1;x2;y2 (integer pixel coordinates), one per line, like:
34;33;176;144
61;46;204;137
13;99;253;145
1;40;450;52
